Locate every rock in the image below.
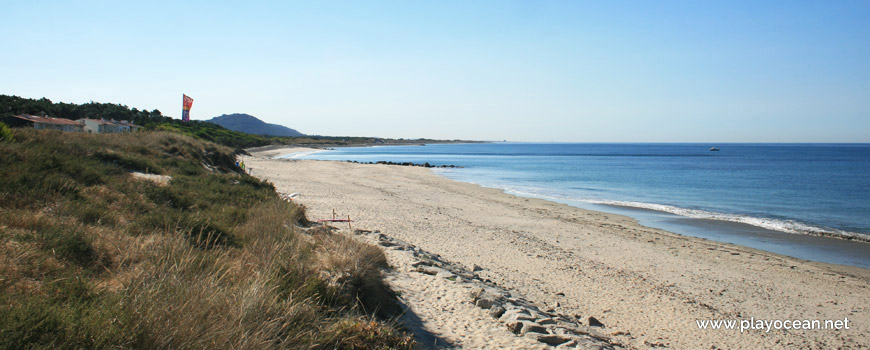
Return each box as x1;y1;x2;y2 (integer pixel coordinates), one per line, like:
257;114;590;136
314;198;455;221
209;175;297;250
414;266;440;275
523;332;544;341
500;308;535;323
506;321;547;335
472;287;506;307
530;310;550;320
572;325;610;342
436;270;456;279
377;240;397;247
506;321;523;334
555;339;579;349
538;317;558;325
489;305;506;318
551;327;577;336
588;316;605;328
410;260;433;268
472;264;483;272
482;288;507;300
475;298;495;309
521;322;549;336
414;265;455;279
537;334;574;346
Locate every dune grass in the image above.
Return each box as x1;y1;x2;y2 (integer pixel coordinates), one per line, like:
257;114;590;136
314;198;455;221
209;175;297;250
0;129;413;349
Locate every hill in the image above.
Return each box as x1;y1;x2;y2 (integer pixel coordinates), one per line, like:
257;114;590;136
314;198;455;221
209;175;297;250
208;113;305;137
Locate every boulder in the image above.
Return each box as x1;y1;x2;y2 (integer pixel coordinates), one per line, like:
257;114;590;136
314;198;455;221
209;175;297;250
499;308;535;323
410;260;433;268
414;265;455;279
555;340;580;349
588;316;605;328
506;321;547;335
413;265;440;275
475;298;495;309
538;317;558;325
472;287;506;308
537;334;574;346
489;305;506;318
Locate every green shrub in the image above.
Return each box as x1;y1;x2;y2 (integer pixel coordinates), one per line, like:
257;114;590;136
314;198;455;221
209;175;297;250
0;299;64;349
38;226;97;267
46;276;93;303
0;121;13;142
180;215;237;249
94;150;161;174
64;200;115;226
0;295;141;350
324;318;415;350
145;185;193;210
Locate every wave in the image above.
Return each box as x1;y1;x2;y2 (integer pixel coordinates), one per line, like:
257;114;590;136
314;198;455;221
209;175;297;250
275;150;326;159
437;176;870;243
586;200;870;243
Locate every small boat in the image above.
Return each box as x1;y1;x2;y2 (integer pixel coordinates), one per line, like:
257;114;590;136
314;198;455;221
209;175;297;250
710;147;720;151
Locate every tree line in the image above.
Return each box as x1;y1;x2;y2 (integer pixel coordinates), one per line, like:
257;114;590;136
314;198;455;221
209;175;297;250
0;94;270;149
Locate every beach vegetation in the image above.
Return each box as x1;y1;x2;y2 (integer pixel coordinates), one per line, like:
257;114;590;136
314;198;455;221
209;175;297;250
0;121;13;142
0;128;414;349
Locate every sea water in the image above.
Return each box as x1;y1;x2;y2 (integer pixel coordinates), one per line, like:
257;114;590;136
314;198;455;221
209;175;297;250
286;143;870;268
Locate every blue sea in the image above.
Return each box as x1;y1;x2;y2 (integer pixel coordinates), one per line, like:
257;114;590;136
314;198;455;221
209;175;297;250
286;143;870;268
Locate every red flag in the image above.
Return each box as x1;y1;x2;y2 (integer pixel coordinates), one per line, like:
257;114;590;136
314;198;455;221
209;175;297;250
182;94;194;122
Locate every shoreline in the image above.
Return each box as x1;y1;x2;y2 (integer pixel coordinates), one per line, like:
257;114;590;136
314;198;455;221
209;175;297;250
493;191;870;269
287;146;870;267
434;168;870;246
244;147;869;349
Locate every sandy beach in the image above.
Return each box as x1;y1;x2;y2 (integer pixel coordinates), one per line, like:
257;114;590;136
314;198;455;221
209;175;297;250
244;148;869;349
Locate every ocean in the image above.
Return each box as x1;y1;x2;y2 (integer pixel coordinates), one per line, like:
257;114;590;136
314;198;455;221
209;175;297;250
285;143;870;268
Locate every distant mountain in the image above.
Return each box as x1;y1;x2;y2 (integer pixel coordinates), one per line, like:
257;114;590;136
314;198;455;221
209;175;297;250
207;113;304;137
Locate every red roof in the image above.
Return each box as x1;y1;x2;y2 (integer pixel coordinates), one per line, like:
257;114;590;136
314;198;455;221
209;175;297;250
13;114;81;126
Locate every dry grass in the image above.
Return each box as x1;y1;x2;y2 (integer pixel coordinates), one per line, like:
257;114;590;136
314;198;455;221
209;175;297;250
0;129;413;349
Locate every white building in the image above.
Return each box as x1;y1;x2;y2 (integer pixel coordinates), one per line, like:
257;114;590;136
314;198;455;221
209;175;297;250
79;119;142;134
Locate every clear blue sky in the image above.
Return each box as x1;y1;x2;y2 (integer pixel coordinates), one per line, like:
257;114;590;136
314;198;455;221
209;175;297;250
2;1;868;142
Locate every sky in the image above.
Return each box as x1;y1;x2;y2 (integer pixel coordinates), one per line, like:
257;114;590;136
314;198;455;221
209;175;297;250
1;1;868;142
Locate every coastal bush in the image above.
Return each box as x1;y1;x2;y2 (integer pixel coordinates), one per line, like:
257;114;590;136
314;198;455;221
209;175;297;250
324;318;415;349
314;233;399;318
0;121;13;142
94;150;161;174
63;199;116;226
37;226;99;268
0;128;413;349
